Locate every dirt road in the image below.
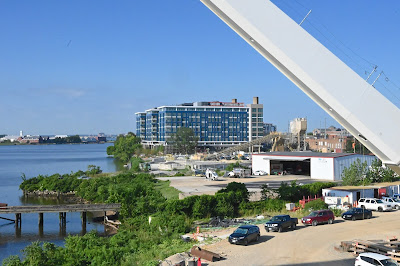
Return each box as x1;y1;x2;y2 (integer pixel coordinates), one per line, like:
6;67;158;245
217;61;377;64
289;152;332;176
157;175;322;196
203;210;400;266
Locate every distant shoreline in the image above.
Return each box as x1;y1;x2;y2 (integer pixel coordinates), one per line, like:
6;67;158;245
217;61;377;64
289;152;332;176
0;141;114;146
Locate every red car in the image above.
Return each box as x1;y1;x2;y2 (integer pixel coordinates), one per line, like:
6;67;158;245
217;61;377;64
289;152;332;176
301;210;335;226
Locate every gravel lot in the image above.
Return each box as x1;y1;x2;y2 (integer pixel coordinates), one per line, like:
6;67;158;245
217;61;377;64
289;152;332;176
157;175;325;196
201;210;400;266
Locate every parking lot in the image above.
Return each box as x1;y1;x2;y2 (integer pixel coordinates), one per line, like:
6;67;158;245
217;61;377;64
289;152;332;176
202;210;400;265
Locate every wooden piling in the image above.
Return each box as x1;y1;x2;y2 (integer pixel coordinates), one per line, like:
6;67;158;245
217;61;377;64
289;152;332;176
81;211;87;235
81;211;87;225
15;213;21;227
38;213;43;226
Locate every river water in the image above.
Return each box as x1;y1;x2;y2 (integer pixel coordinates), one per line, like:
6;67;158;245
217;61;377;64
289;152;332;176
0;143;121;262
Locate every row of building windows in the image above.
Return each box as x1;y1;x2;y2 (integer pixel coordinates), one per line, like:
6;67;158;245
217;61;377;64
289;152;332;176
136;101;264;144
161;107;248;112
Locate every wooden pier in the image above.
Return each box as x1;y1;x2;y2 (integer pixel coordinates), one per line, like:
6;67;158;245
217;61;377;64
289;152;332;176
0;203;121;234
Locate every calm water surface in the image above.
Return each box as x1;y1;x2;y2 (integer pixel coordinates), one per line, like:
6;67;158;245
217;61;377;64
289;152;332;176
0;143;121;262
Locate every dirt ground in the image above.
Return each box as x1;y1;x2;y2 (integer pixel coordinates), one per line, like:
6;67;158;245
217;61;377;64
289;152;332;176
157;175;321;197
199;210;400;266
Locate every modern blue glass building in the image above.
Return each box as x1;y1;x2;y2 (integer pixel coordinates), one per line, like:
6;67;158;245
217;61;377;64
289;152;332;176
135;98;264;148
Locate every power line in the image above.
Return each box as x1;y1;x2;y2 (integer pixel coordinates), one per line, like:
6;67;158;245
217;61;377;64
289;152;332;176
274;0;373;77
381;72;400;92
375;79;400;107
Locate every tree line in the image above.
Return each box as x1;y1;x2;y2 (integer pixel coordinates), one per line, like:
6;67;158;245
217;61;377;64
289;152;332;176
106;128;199;164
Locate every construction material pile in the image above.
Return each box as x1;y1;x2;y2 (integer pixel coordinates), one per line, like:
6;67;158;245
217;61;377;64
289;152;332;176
204;217;255;228
337;238;400;261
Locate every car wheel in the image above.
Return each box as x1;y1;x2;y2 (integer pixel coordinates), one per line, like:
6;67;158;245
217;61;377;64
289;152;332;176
368;214;372;219
396;205;400;210
378;207;383;212
312;220;318;226
244;239;248;246
256;234;260;241
360;205;365;209
278;226;282;233
292;223;296;230
328;219;333;224
351;216;356;221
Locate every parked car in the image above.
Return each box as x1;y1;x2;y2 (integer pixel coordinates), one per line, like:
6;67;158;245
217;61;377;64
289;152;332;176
381;197;400;210
357;198;392;212
253;170;267;176
301;210;335;226
355;252;399;266
341;208;372;221
228;225;260;245
265;215;298;232
194;170;205;177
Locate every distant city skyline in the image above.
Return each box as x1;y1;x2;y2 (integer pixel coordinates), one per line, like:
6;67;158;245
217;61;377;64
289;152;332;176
1;1;399;135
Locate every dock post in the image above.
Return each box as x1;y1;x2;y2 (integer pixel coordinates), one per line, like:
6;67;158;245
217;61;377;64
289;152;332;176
15;213;21;228
59;212;66;226
15;213;21;238
81;212;87;235
59;212;66;236
103;212;108;234
81;212;87;225
38;213;43;226
38;213;44;237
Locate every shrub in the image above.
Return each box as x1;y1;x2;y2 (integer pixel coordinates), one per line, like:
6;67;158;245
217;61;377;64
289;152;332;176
173;172;185;177
331;208;343;217
304;199;328;211
130;157;143;172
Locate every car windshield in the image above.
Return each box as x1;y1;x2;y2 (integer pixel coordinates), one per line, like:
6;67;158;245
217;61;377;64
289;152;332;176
234;228;248;234
376;200;383;203
308;211;318;217
380;258;400;266
270;217;283;222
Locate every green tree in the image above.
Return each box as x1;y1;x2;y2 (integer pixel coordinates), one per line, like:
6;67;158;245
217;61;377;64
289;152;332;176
260;183;274;200
66;135;81;143
341;159;369;186
107;132;142;163
169;127;198;154
86;165;102;176
367;159;398;183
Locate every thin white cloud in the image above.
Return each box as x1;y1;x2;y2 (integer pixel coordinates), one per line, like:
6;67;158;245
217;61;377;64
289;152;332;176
54;89;86;98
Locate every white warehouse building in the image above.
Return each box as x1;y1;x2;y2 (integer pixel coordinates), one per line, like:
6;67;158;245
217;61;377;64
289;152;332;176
252;152;376;181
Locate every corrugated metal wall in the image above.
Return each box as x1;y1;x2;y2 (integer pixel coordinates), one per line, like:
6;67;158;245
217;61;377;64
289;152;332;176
334;155;376;181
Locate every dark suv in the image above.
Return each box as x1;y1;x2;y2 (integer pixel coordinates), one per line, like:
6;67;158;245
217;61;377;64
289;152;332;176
228;225;260;245
301;210;335;226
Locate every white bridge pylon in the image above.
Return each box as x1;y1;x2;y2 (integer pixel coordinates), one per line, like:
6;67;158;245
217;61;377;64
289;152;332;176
200;0;400;173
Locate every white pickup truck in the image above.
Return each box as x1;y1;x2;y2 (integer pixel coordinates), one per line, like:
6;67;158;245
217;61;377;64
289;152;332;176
357;198;392;212
381;197;400;210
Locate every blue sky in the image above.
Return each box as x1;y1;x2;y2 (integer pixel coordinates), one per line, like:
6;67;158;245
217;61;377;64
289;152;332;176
1;0;399;135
